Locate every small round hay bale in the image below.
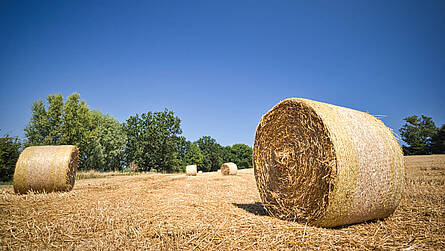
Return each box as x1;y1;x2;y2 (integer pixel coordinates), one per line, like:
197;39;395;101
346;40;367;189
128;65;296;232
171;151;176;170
13;145;79;194
186;165;197;176
253;98;405;227
221;162;237;175
198;170;203;174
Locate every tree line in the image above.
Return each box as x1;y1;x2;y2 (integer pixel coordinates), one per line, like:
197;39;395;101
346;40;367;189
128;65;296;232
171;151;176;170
0;93;253;181
1;94;444;182
399;115;445;155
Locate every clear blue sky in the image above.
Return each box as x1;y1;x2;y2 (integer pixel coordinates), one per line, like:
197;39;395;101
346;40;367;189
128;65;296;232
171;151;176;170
1;1;444;146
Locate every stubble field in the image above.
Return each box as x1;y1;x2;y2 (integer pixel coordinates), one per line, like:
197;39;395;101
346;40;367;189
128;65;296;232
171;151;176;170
1;155;444;250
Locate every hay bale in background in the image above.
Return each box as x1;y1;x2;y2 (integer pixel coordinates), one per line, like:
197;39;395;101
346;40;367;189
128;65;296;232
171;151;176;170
221;162;238;175
186;165;197;176
253;98;405;227
13;145;79;194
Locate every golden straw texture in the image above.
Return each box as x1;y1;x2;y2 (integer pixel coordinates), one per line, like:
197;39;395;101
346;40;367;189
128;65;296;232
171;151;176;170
221;162;238;175
253;98;405;227
13;145;79;194
186;165;197;176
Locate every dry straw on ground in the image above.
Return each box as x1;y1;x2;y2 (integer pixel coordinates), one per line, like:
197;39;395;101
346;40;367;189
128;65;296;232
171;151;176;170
221;162;237;175
13;145;79;194
186;165;197;176
253;98;405;227
0;155;443;250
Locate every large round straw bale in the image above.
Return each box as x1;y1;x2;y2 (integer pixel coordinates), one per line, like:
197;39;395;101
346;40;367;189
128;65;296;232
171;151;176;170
221;162;237;175
13;145;79;194
186;165;197;176
253;98;405;227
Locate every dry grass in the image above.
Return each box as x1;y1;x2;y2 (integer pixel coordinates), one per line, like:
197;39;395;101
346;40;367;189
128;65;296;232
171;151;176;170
1;155;444;250
76;170;138;180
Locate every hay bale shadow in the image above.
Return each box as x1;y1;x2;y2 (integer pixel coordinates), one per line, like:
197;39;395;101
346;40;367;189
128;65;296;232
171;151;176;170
233;202;268;216
233;202;382;228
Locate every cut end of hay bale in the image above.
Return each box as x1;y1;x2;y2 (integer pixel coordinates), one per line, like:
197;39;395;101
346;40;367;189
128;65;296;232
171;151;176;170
221;162;238;175
253;98;405;227
13;145;79;194
186;165;197;176
254;99;335;222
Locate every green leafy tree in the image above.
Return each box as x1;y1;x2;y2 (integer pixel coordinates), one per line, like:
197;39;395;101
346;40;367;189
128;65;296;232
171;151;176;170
196;136;223;172
124;109;182;172
24;94;65;146
227;144;253;169
25;99;48;145
124;114;144;169
431;124;445;154
46;94;64;144
60;93;93;147
176;136;189;170
84;111;127;171
0;134;21;182
221;146;235;163
25;93;93;168
399;115;438;155
184;142;204;170
24;93;126;170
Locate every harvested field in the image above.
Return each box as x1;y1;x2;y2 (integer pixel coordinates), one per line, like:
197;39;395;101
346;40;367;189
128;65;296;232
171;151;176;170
1;155;444;250
76;169;138;180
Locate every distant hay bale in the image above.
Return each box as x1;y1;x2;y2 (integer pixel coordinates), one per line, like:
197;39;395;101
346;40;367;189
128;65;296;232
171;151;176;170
186;165;197;176
13;145;79;194
221;162;237;175
253;98;405;227
198;170;203;174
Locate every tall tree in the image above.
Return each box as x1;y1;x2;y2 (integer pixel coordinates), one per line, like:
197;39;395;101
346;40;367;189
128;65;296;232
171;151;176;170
25;93;93;168
176;136;189;170
196;136;223;172
184;142;204;170
431;124;445;154
60;93;93;147
124;114;144;169
24;93;126;170
0;134;21;182
24;99;49;146
25;94;64;146
46;94;64;144
227;144;253;169
124;109;183;172
221;145;235;164
84;111;127;171
399;115;438;155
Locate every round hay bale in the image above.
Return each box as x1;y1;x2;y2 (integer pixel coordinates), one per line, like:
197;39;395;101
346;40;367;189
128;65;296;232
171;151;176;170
13;145;79;194
186;165;197;176
253;98;405;227
198;170;203;174
221;162;237;175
